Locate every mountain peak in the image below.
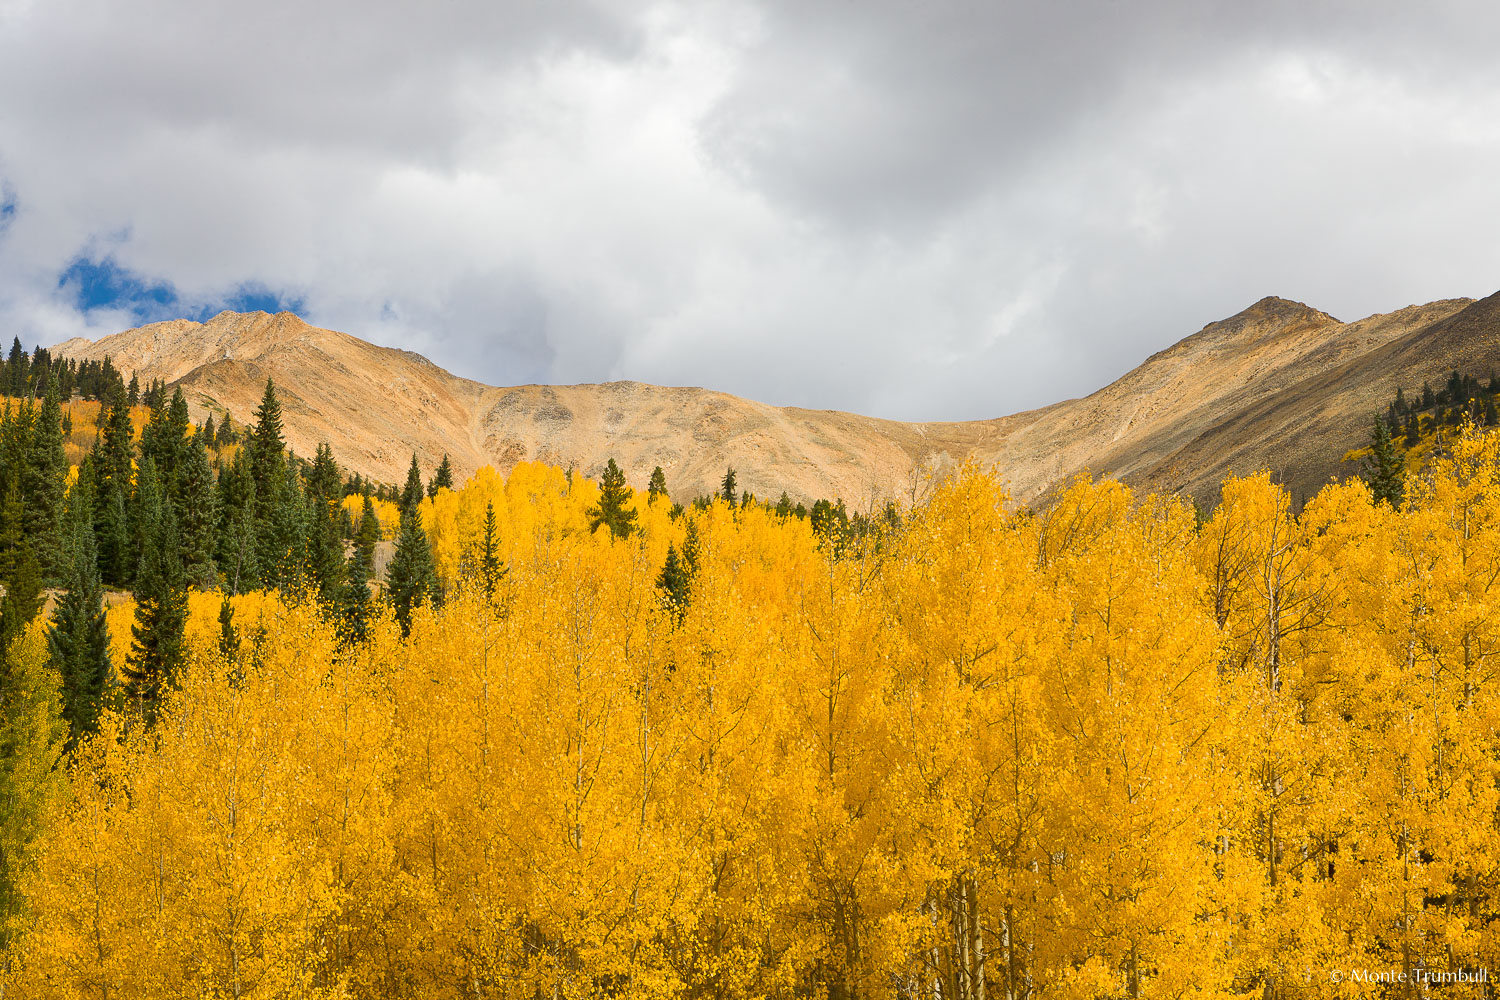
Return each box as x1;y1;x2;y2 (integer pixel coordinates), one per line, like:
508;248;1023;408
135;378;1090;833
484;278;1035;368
1235;295;1339;327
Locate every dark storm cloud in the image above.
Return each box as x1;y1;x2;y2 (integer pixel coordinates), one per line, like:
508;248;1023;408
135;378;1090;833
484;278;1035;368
2;0;1498;419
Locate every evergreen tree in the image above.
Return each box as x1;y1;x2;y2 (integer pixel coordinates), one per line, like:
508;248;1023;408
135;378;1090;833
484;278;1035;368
306;443;342;507
217;449;258;594
1404;410;1421;447
1362;415;1405;509
123;510;188;726
386;507;436;637
647;466;668;504
176;432;219;589
587;458;637;539
305;497;345;606
656;543;690;619
48;516;109;747
261;454;308;592
202;413;216;448
430;453;454;497
129;456;165;580
400;453;424;514
250;380;287;571
0;476;24;586
720;467;737;507
355;494;380;569
23;381;67;584
125;374;139;407
0;545;42;663
339;535;375;642
6;338;28;396
775;491;793;518
93;398;136;586
462;501;507;603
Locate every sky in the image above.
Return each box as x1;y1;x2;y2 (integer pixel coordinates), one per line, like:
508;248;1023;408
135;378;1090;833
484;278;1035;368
2;0;1499;421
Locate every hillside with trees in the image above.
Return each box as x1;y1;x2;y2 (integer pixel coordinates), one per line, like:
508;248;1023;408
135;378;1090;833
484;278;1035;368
0;334;1498;994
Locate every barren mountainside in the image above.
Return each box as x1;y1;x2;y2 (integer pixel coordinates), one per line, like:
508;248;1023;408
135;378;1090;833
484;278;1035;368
51;291;1500;505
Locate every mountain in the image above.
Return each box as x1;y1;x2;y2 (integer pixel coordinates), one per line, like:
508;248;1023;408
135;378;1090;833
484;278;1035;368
51;293;1500;506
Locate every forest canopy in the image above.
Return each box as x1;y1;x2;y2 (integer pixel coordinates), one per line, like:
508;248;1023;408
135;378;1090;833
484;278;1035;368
0;354;1497;997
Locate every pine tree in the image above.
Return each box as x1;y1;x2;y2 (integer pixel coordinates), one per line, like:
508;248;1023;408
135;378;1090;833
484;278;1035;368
386;507;436;637
306;443;341;508
305;490;345;606
123;510;188;726
202;413;216;449
0;476;24;586
125;374;139;407
23;380;67;584
355;494;380;570
6;338;28;396
0;545;42;663
775;491;793;518
430;453;454;497
176;432;219;588
339;537;374;642
656;543;690;618
218;450;258;594
400;453;424;515
647;467;668;504
462;501;508;603
720;467;737;507
1362;415;1405;508
48;516;109;747
587;458;637;539
261;454;308;592
94;397;136;586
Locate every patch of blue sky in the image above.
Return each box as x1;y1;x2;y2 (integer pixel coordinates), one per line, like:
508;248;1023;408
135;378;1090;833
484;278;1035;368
56;254;303;325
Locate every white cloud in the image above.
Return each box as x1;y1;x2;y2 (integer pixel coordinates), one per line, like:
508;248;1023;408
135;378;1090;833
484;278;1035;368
1;0;1498;420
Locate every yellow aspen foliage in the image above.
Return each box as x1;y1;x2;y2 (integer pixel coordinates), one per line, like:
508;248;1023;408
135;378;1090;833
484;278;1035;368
340;494;401;540
14;445;1500;998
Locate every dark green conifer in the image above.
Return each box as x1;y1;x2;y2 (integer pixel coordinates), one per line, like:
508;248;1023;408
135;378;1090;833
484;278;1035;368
23;381;67;584
430;453;454;497
176;432;219;589
656;543;690;619
1362;415;1405;509
647;467;668;504
338;541;374;642
123;510;188;726
400;453;424;514
587;458;637;539
49;514;109;747
386;507;435;637
355;494;380;570
463;501;508;603
0;545;42;664
720;467;737;507
93;398;136;585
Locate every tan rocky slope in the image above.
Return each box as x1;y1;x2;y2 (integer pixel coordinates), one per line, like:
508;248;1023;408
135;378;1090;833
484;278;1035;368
51;292;1500;506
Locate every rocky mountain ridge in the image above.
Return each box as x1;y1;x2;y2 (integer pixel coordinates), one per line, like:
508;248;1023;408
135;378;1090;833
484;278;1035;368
52;290;1500;506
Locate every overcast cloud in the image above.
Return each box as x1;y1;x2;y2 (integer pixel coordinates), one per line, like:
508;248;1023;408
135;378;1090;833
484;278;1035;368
2;0;1498;420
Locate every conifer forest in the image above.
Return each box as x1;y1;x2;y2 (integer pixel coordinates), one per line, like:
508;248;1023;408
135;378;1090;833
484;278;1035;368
0;344;1499;998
